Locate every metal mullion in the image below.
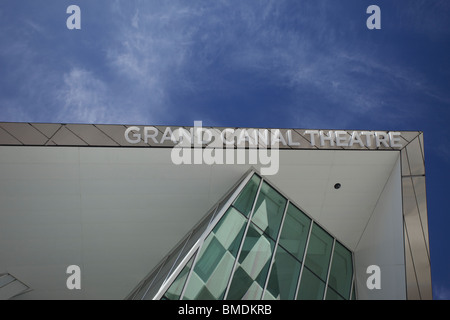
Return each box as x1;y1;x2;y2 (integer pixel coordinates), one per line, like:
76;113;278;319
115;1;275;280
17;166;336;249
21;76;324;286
198;170;256;248
175;250;198;300
177;171;256;301
176;218;221;302
349;250;356;300
153;170;256;300
261;200;290;299
151;243;198;300
153;224;206;300
349;271;355;300
277;242;303;264
176;246;201;300
223;177;264;300
140;255;169;300
293;220;313;300
157;199;217;291
255;173;353;254
323;238;336;300
162;231;193;287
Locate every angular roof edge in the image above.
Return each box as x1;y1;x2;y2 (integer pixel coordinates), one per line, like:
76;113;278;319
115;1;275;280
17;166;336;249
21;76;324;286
0;122;421;151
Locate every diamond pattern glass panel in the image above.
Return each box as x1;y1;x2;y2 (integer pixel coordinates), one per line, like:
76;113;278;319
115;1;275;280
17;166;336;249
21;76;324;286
251;181;287;240
226;223;275;300
163;253;196;300
140;171;355;300
232;174;261;217
182;207;247;300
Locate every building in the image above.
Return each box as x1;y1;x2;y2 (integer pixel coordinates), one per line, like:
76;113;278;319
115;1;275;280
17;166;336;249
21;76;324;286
0;122;432;300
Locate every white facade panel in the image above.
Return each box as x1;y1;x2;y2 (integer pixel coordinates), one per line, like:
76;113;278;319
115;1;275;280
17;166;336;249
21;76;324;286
355;157;405;299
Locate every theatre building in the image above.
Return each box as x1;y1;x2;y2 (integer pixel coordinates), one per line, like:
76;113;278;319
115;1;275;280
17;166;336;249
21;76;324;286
0;122;432;300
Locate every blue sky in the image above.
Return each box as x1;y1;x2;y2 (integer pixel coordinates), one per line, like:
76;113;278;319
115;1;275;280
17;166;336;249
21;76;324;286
1;0;449;299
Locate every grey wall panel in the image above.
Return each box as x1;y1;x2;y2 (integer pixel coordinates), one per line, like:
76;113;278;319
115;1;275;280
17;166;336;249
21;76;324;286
400;134;432;300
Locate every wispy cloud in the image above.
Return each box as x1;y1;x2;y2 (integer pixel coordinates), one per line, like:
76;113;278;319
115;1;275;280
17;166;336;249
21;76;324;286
0;1;449;130
55;68;109;124
104;2;204;123
434;284;450;300
0;16;61;122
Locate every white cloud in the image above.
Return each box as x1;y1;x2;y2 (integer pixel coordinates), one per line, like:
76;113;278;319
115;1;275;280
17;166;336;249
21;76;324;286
103;1;407;129
131;9;139;29
434;284;450;300
2;1;447;129
54;65;163;125
55;68;109;124
104;2;206;121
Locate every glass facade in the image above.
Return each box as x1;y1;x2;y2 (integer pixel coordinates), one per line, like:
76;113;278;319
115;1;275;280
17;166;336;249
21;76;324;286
182;207;247;300
163;254;196;300
304;224;334;282
133;171;355;300
264;246;301;300
227;223;275;299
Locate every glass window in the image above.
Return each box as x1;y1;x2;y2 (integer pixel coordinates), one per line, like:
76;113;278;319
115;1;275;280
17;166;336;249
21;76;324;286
143;170;358;301
233;174;261;217
216;173;247;215
226;223;275;300
328;241;353;299
251;182;287;240
278;204;311;261
163;253;196;300
264;246;301;300
194;237;226;282
296;267;325;300
325;286;344;300
304;223;333;281
182;207;247;300
157;174;356;301
140;250;178;300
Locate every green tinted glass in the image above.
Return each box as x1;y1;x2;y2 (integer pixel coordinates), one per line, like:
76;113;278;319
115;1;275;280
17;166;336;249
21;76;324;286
325;286;344;300
328;241;353;299
182;207;247;300
233;174;261;217
170;173;355;301
304;223;333;281
251;182;287;240
264;246;301;300
296;267;325;300
164;253;196;300
226;223;275;300
278;204;311;261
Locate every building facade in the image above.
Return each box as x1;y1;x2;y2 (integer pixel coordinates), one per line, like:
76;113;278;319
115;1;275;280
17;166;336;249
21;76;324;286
0;122;432;299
